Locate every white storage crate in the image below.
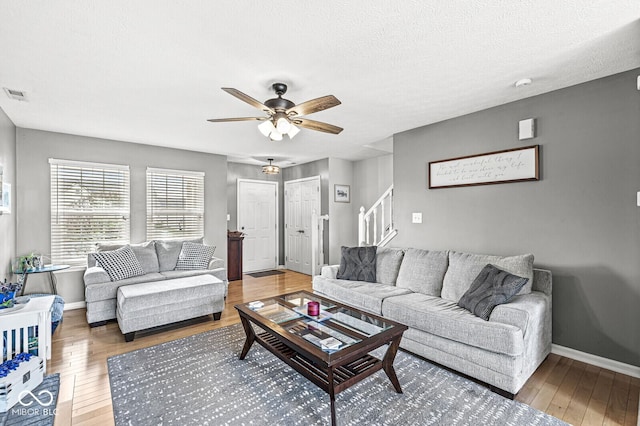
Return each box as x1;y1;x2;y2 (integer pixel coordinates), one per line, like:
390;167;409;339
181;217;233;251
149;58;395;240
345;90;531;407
0;355;44;413
0;296;54;372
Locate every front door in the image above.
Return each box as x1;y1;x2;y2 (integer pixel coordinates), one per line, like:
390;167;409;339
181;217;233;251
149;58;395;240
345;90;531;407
237;179;278;273
285;176;321;275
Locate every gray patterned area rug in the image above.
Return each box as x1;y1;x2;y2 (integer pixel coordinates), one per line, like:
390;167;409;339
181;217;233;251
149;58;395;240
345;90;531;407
0;374;60;426
107;324;566;426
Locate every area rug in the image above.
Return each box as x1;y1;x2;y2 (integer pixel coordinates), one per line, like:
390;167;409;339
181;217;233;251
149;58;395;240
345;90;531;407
0;374;60;426
107;324;566;426
247;270;285;278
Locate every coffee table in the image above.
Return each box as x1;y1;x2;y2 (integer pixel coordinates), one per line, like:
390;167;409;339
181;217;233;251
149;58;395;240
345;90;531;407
235;291;408;425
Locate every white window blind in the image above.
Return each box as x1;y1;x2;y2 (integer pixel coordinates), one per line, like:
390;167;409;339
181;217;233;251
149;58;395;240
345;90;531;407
146;168;204;240
50;159;130;266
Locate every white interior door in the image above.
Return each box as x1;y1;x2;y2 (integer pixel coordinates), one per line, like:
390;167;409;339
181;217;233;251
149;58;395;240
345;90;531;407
238;179;278;273
285;176;320;275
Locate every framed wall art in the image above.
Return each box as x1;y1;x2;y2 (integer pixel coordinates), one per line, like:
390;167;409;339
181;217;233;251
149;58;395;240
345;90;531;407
429;145;539;189
334;184;350;203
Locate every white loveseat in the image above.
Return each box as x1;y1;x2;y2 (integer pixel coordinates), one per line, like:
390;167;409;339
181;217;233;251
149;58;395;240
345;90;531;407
83;238;227;326
312;247;552;397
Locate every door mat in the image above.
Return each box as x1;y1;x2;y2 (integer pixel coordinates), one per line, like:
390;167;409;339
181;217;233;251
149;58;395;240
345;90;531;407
247;270;285;278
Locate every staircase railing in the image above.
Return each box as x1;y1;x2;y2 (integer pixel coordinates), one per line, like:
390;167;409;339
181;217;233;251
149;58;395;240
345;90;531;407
358;184;397;247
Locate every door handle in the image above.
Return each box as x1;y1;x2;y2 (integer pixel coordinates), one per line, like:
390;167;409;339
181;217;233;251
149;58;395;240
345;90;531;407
298;230;305;234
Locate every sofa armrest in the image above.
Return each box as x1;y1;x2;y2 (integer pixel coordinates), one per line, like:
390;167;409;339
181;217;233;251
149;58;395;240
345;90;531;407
208;256;225;270
532;268;552;296
83;266;110;285
490;292;550;335
320;265;340;279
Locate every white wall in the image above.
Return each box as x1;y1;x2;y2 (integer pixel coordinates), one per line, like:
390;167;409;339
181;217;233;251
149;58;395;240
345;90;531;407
16;129;228;304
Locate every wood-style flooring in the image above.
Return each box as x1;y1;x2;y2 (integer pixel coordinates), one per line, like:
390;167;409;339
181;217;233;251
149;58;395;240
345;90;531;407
48;270;638;426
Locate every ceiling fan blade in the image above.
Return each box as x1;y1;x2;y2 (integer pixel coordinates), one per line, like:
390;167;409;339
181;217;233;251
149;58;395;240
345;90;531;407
286;95;341;117
222;88;275;114
207;117;268;122
293;118;343;134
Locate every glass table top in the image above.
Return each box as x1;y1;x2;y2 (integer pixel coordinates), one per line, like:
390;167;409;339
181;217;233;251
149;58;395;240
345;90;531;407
244;291;397;353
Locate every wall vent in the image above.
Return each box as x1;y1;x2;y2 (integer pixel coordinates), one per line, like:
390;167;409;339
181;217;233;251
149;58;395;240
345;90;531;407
3;87;27;101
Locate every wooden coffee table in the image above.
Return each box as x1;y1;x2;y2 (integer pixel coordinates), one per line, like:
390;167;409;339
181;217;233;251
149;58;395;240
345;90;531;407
235;291;408;425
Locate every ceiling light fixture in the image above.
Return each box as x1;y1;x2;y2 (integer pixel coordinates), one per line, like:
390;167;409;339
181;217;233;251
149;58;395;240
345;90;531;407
261;114;300;141
262;158;280;175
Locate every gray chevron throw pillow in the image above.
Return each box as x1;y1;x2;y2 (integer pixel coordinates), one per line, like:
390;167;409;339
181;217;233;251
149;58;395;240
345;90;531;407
336;246;377;282
458;264;528;320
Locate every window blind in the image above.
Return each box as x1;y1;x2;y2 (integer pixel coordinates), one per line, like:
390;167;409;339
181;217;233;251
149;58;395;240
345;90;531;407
146;168;204;240
50;159;130;266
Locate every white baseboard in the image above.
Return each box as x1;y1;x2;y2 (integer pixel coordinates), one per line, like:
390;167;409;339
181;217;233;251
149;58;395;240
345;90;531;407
551;344;640;379
63;301;86;311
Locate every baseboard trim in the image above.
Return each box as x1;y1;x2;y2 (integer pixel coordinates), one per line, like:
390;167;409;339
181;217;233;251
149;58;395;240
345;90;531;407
64;301;86;311
551;344;640;379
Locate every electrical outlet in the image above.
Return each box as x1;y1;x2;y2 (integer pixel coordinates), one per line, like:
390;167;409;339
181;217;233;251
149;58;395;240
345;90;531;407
412;212;422;224
226;214;230;221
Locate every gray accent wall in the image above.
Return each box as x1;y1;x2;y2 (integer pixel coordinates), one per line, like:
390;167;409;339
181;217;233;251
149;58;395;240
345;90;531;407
0;107;16;281
328;158;356;264
16;129;228;304
352;154;393;215
393;68;640;366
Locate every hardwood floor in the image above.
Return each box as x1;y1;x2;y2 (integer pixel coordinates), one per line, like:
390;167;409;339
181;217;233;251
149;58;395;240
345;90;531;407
49;270;639;426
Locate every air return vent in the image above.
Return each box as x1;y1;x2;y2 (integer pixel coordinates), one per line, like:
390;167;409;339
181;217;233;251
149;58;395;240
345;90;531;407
3;87;27;101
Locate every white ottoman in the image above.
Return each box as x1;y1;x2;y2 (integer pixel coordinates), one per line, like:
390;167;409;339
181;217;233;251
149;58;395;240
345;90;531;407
116;274;225;342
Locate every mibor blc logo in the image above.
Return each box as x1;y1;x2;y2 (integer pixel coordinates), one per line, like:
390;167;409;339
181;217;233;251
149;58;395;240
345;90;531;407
11;389;57;416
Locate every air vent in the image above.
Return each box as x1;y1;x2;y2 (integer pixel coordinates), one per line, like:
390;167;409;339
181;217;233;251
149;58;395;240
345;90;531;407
3;87;27;101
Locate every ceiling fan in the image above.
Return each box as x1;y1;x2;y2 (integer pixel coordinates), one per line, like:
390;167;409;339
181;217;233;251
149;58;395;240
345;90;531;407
207;83;343;140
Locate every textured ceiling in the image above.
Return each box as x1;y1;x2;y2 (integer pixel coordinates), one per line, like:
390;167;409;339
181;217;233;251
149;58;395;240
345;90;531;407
1;1;639;167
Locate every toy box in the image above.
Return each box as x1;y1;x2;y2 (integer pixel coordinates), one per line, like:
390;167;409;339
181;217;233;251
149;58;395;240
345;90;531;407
0;354;44;413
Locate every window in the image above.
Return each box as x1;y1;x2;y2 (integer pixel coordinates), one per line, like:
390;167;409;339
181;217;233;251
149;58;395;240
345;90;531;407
50;159;130;266
146;168;204;240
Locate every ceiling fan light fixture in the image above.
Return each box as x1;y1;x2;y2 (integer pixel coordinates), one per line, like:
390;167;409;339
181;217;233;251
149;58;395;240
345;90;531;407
276;116;291;134
258;120;276;137
262;159;280;175
269;130;283;141
287;124;300;139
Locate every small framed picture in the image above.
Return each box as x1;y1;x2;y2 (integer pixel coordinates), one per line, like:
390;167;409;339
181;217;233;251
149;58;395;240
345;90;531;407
334;184;350;203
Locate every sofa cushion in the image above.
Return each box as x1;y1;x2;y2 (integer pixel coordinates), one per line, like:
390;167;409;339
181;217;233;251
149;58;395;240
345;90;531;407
312;278;412;315
93;246;145;282
382;293;524;356
91;241;160;273
458;264;529;320
336;246;377;283
375;247;405;285
395;248;448;296
85;272;166;302
441;251;534;302
175;242;216;270
155;237;204;272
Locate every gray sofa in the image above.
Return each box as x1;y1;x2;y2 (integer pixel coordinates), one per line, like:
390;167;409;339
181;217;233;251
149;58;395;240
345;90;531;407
312;247;552;396
83;238;227;326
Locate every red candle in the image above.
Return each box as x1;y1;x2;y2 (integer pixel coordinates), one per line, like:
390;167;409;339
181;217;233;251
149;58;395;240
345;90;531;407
307;301;320;316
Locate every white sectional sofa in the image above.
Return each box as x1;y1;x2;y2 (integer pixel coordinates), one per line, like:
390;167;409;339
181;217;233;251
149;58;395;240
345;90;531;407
83;238;227;326
312;247;552;397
